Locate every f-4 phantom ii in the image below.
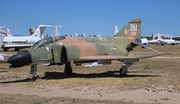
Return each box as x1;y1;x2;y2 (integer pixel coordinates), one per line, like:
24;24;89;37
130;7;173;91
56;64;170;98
7;18;166;79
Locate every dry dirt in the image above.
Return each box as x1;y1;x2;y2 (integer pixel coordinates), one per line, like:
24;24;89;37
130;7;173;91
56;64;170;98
0;44;180;104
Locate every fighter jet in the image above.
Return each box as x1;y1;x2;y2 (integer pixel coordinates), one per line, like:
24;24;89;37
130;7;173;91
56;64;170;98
7;18;165;79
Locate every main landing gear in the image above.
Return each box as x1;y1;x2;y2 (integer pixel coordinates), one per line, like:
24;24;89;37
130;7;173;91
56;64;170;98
29;62;73;80
30;64;39;80
64;62;72;75
119;60;134;76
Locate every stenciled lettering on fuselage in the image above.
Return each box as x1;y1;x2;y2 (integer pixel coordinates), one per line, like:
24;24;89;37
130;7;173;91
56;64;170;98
124;24;137;36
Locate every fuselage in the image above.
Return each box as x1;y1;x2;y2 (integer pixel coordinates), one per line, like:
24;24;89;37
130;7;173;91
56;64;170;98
8;36;132;67
29;36;130;63
3;36;40;44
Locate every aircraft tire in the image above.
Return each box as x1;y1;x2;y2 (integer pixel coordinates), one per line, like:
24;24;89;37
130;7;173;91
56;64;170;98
32;75;40;80
15;48;19;51
64;62;72;75
3;48;8;51
119;68;127;76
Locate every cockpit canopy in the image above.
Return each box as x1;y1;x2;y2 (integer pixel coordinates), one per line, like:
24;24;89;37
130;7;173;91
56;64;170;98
31;36;65;49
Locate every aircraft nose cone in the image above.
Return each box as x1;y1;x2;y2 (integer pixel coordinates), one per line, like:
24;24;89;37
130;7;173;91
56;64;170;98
7;50;32;67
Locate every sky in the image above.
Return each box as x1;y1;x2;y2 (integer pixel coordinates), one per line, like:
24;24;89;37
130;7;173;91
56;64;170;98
1;0;180;37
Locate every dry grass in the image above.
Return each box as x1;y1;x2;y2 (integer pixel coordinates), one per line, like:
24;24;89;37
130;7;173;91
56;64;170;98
0;93;135;104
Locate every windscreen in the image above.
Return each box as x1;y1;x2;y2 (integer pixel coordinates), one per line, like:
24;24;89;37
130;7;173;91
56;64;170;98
31;36;65;49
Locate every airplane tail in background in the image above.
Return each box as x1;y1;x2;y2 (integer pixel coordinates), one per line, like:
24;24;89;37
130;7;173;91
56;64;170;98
114;25;119;35
0;27;5;60
157;32;161;40
54;26;61;36
6;28;13;37
30;25;47;38
0;26;11;37
0;26;5;47
30;25;62;38
115;18;141;42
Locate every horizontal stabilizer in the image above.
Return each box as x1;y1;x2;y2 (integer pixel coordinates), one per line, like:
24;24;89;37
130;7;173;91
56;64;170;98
132;42;161;54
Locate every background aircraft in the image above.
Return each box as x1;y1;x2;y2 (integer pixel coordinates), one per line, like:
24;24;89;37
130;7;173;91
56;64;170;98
0;28;12;61
149;33;176;46
7;18;165;79
1;25;61;51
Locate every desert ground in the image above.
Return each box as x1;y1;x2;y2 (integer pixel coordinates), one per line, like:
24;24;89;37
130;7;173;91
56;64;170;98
0;44;180;104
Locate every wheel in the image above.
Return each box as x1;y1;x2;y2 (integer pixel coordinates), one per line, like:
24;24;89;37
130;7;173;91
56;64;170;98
64;62;72;75
119;68;127;75
32;75;40;80
64;67;72;75
3;48;8;51
15;48;19;51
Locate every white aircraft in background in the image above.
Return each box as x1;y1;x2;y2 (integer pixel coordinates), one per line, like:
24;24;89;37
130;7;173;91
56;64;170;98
149;33;176;46
0;28;12;61
1;25;61;51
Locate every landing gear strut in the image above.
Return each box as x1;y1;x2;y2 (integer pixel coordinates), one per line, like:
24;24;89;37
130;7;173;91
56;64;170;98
15;48;19;51
119;60;134;76
64;62;72;75
119;67;128;75
30;64;39;80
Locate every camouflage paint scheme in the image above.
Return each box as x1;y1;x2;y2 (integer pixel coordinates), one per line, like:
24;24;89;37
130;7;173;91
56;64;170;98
29;19;141;63
8;18;165;76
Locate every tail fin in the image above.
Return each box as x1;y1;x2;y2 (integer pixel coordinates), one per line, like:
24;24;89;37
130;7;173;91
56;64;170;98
30;25;47;38
114;25;119;35
6;28;13;37
54;26;61;36
157;32;161;40
115;18;141;42
30;25;61;38
0;27;5;47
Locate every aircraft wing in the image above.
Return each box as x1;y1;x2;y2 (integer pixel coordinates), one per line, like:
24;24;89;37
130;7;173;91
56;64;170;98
80;53;167;60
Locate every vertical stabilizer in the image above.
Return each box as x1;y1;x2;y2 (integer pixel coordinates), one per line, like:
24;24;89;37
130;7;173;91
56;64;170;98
114;25;119;35
157;32;161;40
0;27;5;59
0;26;5;46
6;28;13;37
31;25;62;38
30;25;47;38
115;18;141;42
54;26;61;36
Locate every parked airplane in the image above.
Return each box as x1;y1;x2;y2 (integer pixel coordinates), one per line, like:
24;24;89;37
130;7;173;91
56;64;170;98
0;30;5;60
0;27;12;61
8;18;166;79
149;33;176;46
1;25;61;51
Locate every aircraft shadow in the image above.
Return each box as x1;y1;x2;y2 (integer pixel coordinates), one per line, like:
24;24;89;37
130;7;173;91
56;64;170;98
41;71;160;80
1;78;35;84
0;71;160;84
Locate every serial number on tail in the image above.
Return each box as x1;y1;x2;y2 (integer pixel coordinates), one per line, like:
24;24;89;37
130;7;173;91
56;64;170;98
124;24;138;36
